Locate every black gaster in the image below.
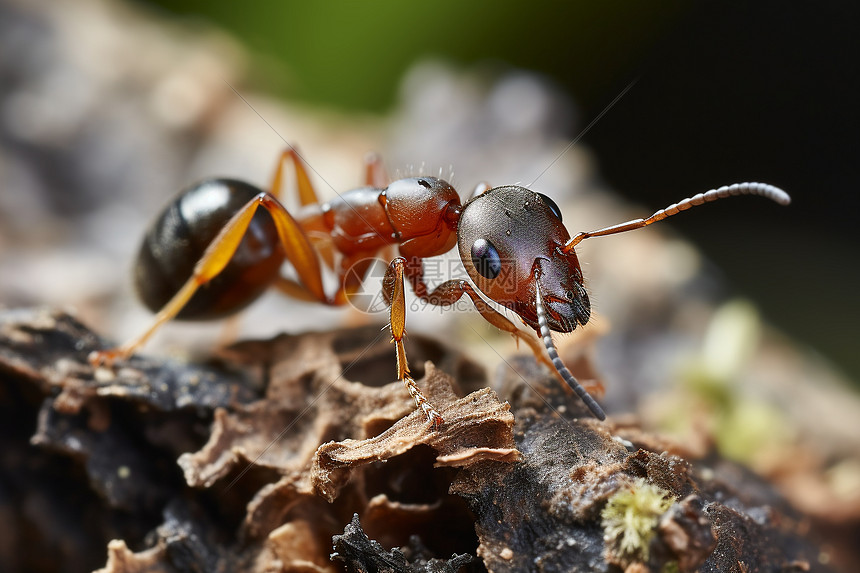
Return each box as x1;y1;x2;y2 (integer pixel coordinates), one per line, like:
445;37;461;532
134;179;285;320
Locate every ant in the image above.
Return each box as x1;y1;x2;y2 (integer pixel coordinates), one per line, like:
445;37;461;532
89;148;790;427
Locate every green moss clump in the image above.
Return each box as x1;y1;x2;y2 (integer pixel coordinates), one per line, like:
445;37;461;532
601;478;676;566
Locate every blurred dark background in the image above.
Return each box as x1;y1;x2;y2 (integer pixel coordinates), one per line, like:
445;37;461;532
134;0;860;383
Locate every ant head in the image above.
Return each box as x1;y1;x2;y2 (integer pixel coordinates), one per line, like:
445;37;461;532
457;185;589;332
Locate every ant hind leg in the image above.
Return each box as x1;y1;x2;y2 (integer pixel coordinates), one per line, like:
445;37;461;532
89;193;326;367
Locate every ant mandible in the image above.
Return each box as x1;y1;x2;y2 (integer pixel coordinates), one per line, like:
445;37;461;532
89;148;790;427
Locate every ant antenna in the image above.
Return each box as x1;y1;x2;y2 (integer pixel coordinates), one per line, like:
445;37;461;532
564;182;790;251
534;279;606;420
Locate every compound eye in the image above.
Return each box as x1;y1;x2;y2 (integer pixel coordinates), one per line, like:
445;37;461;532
537;193;563;223
471;238;501;279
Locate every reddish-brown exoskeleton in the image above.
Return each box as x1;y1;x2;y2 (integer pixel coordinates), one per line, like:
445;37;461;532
90;149;790;426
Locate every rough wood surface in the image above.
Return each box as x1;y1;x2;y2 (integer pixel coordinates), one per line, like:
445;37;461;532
0;308;847;572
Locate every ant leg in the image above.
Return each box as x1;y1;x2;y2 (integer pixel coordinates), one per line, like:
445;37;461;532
271;276;323;303
383;258;444;427
270;147;319;206
364;152;389;188
337;254;381;306
402;258;553;372
90;193;327;366
274;253;376;306
404;259;603;415
273;252;382;308
361;153;397;262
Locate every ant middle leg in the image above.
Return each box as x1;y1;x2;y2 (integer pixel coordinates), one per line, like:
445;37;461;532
269;147;320;205
90;193;327;366
273;252;378;306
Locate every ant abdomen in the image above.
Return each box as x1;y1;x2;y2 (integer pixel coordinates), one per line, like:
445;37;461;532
134;178;286;320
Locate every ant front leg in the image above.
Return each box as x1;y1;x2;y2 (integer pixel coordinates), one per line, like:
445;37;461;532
363;152;389;188
90;193;327;366
405;258;604;418
383;258;444;428
401;258;553;373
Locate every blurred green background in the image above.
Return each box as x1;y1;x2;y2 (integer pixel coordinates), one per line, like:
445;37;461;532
138;1;685;113
136;0;859;384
